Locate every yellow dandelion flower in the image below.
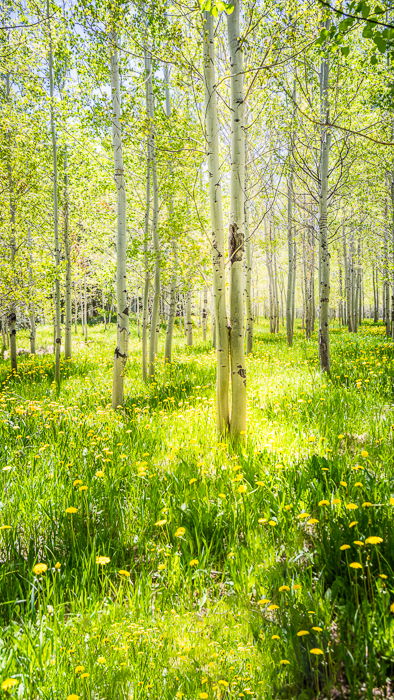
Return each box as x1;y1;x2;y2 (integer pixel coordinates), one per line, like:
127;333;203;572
279;585;290;592
257;598;270;605
308;518;319;524
65;506;78;514
79;485;88;492
378;574;388;579
0;525;12;530
32;563;47;575
1;678;18;691
267;604;279;611
155;519;167;527
199;693;209;699
80;673;89;679
345;503;358;510
310;648;324;655
360;450;369;458
189;559;199;567
66;695;80;700
218;493;226;498
75;665;85;674
73;479;83;486
349;521;358;528
55;562;61;569
353;541;364;546
189;478;197;484
95;556;110;566
97;656;106;664
318;500;329;506
332;498;341;505
237;484;247;494
340;481;347;487
158;563;166;571
268;520;277;527
390;602;394;613
296;630;309;636
390;497;394;506
293;584;302;590
118;570;130;577
338;434;344;439
279;659;290;665
349;562;362;569
297;512;310;519
95;470;105;478
362;502;373;507
272;634;280;639
312;626;323;631
340;544;350;550
174;527;186;537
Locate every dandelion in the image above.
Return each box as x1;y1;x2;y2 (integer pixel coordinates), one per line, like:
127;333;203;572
97;657;106;664
237;484;247;494
279;659;290;665
318;500;329;506
353;540;364;546
296;630;309;636
65;506;78;514
155;519;167;527
118;570;130;577
73;479;83;486
174;527;186;537
1;678;18;691
32;563;47;575
361;450;369;458
338;434;344;439
310;648;324;655
0;525;12;530
267;604;279;611
272;634;280;639
312;626;323;631
67;695;80;700
189;559;199;567
75;665;85;674
95;470;104;478
390;497;394;506
349;562;362;569
308;518;319;524
279;585;290;591
390;602;394;613
257;598;270;605
55;562;61;569
346;503;358;510
340;481;347;487
349;521;358;528
362;502;373;507
293;584;302;590
198;693;209;699
378;574;388;579
158;563;166;571
95;556;110;566
340;544;350;550
189;478;197;484
297;512;310;519
79;485;88;492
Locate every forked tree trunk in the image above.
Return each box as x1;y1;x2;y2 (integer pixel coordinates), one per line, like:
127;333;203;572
227;0;246;438
203;10;229;432
110;30;129;408
318;18;331;372
48;0;61;388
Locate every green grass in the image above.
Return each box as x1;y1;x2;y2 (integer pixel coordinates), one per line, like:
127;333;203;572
0;320;393;699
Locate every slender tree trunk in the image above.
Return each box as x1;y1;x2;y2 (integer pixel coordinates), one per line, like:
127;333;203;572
110;30;129;408
185;290;193;346
163;64;177;364
227;0;246;438
202;286;208;342
48;0;61;388
391;168;394;338
142;147;151;381
27;228;36;354
63;148;72;359
286;167;295;345
5;74;17;372
203;10;229;432
145;47;160;378
318;20;331;372
245;132;253;354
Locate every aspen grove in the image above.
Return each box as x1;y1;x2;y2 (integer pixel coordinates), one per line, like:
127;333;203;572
0;0;394;698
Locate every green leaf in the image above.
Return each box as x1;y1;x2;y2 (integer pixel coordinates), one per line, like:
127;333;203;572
341;45;350;57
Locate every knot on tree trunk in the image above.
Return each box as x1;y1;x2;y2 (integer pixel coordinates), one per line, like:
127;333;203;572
229;223;243;263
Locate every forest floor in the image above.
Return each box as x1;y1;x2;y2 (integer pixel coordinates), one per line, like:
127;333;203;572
0;321;393;699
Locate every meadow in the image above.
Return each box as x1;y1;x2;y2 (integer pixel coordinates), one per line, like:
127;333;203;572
0;321;393;699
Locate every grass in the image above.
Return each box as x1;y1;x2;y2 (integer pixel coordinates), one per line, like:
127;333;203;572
0;320;393;699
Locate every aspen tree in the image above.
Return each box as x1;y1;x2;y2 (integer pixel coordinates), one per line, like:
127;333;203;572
318;17;331;372
203;9;229;432
47;0;61;388
63;148;72;359
163;63;178;364
227;0;246;437
110;29;129;408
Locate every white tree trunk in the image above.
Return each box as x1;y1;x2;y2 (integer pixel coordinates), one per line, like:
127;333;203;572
227;0;246;438
163;64;177;364
48;0;61;388
185;290;193;346
203;10;229;432
110;30;129;408
142;140;151;382
63;148;72;359
318;19;331;373
27;228;36;354
145;47;160;379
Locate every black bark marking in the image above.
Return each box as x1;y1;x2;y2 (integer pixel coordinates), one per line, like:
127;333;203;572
229;223;243;263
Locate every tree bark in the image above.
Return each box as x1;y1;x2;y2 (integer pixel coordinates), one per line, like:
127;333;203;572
63;148;72;359
163;64;177;364
203;10;230;433
110;30;129;408
48;0;61;388
227;0;246;438
318;19;331;372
